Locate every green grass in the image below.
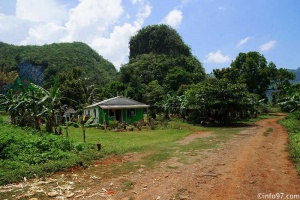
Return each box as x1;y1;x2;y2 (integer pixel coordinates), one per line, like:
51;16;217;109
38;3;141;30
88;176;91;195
65;121;209;155
0;111;9;122
238;113;279;125
263;128;274;136
0;112;275;186
279;112;300;173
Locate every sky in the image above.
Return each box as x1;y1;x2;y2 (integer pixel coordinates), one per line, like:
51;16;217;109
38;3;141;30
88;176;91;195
0;0;299;73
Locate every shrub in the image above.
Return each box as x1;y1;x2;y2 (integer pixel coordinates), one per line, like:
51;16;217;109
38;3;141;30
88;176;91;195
0;122;102;185
108;120;119;130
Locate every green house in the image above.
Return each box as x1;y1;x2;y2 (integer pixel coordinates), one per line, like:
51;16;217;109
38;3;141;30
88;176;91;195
84;96;149;124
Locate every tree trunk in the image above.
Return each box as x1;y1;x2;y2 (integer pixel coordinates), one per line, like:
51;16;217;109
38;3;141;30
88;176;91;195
164;109;170;120
83;127;86;143
66;127;69;137
34;116;40;130
46;121;52;133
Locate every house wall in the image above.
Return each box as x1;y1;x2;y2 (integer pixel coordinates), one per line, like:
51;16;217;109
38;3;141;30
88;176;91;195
125;108;144;124
84;107;99;123
96;108;145;124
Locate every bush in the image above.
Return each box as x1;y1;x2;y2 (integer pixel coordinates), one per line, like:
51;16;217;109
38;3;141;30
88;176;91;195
0;122;102;185
279;113;300;173
108;120;119;130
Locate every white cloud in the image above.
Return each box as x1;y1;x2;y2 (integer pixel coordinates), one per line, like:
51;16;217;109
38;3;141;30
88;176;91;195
136;1;151;24
1;0;152;70
16;0;68;24
259;40;276;52
91;23;141;68
205;50;230;63
237;36;253;47
90;0;151;69
62;0;123;42
20;23;66;45
0;13;31;44
161;9;183;29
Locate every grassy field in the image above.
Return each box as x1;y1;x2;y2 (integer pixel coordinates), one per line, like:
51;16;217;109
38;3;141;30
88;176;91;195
64;119;247;177
0;112;274;185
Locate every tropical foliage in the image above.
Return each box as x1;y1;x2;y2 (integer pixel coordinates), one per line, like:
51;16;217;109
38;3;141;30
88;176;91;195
0;78;63;133
185;78;258;124
213;52;295;100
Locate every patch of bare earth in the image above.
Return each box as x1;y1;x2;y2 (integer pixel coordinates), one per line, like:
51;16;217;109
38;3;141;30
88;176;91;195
1;115;299;200
176;131;214;145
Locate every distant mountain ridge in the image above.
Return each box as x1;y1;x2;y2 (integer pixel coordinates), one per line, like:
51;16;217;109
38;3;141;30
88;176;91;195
0;41;117;88
287;68;300;84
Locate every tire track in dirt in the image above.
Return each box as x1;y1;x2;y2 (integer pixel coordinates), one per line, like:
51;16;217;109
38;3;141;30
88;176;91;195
205;115;300;200
109;114;300;200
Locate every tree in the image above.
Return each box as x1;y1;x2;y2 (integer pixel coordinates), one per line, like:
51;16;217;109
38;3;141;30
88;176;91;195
145;80;164;106
120;53;205;102
185;78;258;124
270;67;295;90
129;24;191;59
121;24;206;104
100;80;125;99
213;52;278;100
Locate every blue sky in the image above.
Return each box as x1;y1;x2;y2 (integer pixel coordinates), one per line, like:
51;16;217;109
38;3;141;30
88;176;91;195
0;0;299;73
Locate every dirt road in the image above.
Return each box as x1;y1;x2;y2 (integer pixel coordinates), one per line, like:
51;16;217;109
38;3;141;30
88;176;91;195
103;115;300;200
1;115;299;199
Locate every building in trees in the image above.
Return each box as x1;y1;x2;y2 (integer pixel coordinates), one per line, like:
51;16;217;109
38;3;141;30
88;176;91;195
84;96;149;124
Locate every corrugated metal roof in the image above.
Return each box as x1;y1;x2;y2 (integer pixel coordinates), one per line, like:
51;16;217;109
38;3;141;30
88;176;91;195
85;96;149;109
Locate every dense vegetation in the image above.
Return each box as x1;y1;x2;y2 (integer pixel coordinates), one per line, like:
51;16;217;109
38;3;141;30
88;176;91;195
213;52;295;100
0;41;117;89
279;112;300;172
0;120;101;185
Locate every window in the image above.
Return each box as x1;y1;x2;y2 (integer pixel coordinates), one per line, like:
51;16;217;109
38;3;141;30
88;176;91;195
130;109;136;116
109;109;115;117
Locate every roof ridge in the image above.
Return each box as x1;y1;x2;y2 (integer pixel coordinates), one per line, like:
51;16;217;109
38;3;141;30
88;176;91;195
85;96;148;109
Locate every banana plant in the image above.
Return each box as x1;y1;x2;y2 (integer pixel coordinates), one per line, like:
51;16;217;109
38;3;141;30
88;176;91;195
33;77;62;134
278;93;300;112
0;89;18;124
66;115;98;142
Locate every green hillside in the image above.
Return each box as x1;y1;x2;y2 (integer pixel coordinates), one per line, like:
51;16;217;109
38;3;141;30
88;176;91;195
0;41;117;88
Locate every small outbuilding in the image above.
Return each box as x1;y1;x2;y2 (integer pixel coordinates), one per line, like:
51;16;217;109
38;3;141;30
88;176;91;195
84;96;149;124
63;107;77;122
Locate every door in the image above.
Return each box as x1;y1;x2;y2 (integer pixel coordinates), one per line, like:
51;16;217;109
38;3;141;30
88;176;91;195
115;109;123;122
